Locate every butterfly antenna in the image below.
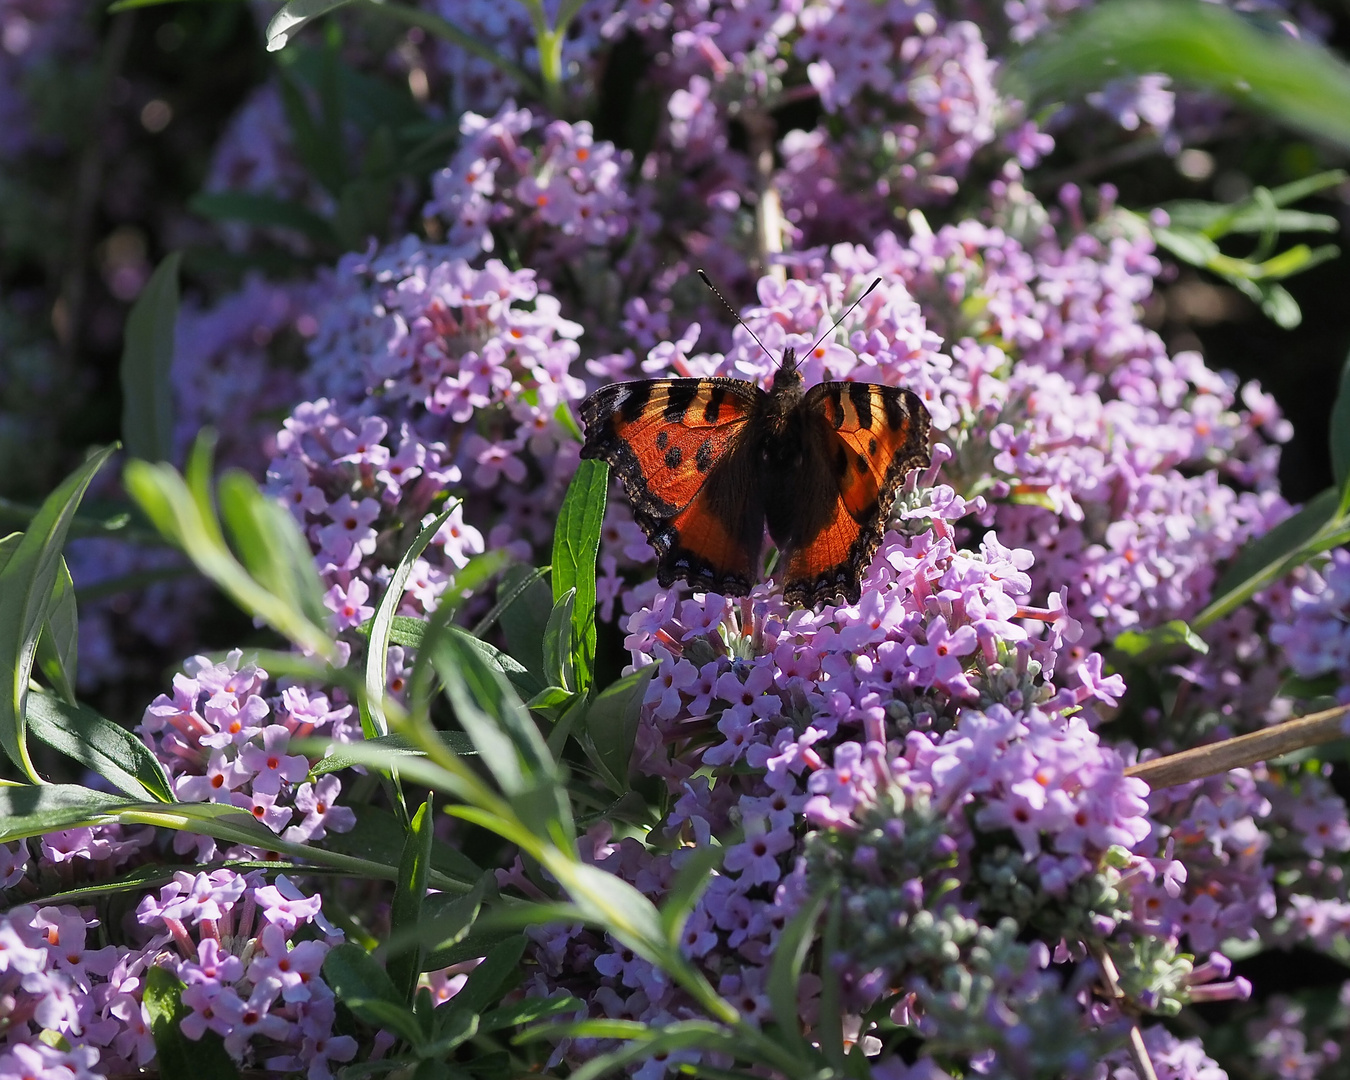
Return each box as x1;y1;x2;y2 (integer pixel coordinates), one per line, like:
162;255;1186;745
803;276;883;359
697;269;777;365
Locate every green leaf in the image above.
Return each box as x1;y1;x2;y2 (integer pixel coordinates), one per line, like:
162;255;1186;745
309;730;477;778
26;691;174;802
0;537;78;705
143;966;239;1080
34;556;77;703
437;937;525;1021
1161;201;1338;237
384;873;493;968
425;626;572;841
425;1009;478;1058
551;459;607;694
388;795;436;1004
1152;226;1219;267
217;469;331;636
0;445;117;781
120;252;181;464
767;892;827;1060
366;507;453;740
1004;1;1350;153
123;444;337;660
658;844;725;944
266;0;359;52
1333;352;1350;502
578;665;656;795
324;941;405;1008
1198;488;1342;629
495;564;553;680
542;589;576;694
189;191;339;247
479;995;584;1034
346;996;429;1050
1110;620;1209;664
321;804;483;890
325;941;428;1048
534;1021;743;1080
0;783;134;842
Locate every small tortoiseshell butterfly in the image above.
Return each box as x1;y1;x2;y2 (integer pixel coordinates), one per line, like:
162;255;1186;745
580;276;932;608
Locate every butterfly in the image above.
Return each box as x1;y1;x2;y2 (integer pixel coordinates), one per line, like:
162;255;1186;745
579;278;932;608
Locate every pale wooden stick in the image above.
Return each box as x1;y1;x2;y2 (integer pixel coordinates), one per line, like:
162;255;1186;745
1125;704;1350;789
1094;947;1160;1080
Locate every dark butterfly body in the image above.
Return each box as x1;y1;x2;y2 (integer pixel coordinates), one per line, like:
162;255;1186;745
579;346;932;608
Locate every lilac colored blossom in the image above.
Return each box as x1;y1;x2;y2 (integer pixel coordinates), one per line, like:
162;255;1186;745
426;101;635;262
1269;547;1350;704
269;242;604;627
137;651;358;860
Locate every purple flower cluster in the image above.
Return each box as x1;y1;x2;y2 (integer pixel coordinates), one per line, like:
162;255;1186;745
0;871;354;1079
425;101;635;259
137;651;359;857
520;480;1239;1072
1269;547;1350;704
267;243;602;621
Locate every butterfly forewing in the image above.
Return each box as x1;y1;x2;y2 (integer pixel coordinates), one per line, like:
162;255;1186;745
580;378;769;595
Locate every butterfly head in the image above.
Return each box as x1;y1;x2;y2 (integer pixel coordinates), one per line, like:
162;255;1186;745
768;346;804;405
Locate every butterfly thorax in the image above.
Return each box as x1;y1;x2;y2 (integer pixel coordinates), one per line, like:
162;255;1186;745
765;347;805;419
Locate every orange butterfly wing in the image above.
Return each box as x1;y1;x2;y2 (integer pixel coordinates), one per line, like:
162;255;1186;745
779;382;931;607
580;379;768;595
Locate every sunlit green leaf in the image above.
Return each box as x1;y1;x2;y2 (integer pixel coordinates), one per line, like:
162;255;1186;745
26;691;173;802
0;446;116;781
120;253;180;464
552;459;607;694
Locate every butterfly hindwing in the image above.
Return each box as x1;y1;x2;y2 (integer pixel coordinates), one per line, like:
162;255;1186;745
580;378;768;595
780;381;931;607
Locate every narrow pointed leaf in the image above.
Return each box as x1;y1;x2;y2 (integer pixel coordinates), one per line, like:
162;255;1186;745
542;589;576;693
0;445;116;781
1198;488;1342;628
767;891;827;1060
494;564;553;679
120;252;181;463
551;459;607;693
437;937;525;1020
266;0;359;53
218;470;330;630
26;691;173;802
388;795;436;1004
0;783;137;842
579;665;656;795
34;557;78;703
366;507;452;739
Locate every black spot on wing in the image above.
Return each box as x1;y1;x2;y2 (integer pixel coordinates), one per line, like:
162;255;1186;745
854;453;869;476
868;436;878;455
664;445;683;469
696;440;716;473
